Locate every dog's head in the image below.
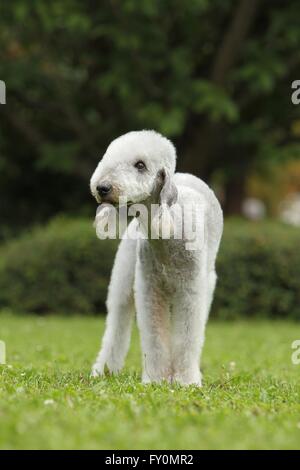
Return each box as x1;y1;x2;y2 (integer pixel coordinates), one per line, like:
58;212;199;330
90;130;177;207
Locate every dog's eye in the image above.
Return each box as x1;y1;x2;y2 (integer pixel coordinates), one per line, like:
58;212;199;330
134;160;146;171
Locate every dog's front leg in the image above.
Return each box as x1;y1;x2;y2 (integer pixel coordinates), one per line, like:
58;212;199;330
92;237;136;377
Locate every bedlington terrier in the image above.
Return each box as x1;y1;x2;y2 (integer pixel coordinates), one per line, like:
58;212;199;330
90;130;223;386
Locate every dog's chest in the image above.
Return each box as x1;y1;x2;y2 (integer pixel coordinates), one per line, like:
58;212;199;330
137;239;199;291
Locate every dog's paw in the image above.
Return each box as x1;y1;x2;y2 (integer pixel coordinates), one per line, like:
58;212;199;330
90;363;104;378
172;370;202;387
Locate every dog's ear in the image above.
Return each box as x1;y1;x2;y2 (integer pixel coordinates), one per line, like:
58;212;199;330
158;168;178;206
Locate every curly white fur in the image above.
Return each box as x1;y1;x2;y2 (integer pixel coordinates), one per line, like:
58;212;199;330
90;130;223;386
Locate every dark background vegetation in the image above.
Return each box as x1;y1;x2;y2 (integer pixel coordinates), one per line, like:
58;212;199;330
0;0;299;318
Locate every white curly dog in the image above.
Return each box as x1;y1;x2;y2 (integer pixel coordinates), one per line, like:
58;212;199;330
90;130;223;386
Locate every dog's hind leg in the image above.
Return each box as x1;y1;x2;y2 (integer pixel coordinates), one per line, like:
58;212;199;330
135;263;172;384
91;236;137;377
170;276;209;386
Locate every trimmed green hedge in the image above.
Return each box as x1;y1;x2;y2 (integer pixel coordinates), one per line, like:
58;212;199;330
0;218;117;314
215;220;300;320
0;217;299;319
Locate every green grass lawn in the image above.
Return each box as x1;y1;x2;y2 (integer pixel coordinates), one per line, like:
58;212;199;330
0;313;300;450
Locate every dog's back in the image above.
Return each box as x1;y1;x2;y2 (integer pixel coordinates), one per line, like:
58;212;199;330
174;172;223;268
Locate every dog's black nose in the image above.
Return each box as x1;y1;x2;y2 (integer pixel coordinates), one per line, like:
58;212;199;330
97;182;112;197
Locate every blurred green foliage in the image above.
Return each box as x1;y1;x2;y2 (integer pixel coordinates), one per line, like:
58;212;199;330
0;217;299;319
0;0;300;234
